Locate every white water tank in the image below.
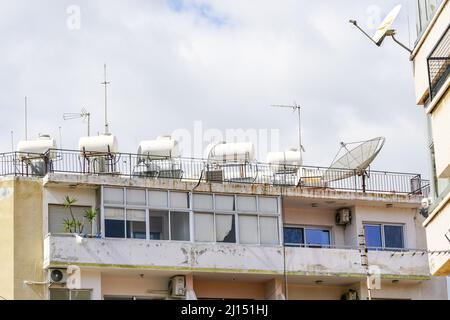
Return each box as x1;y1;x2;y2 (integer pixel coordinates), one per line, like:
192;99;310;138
206;142;255;162
137;135;180;159
78;134;118;153
266;148;302;166
17;135;57;155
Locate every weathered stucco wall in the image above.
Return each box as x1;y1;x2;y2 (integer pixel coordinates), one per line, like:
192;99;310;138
13;178;45;300
425;200;450;275
0;178;45;300
194;279;266;300
0;179;15;300
45;236;431;279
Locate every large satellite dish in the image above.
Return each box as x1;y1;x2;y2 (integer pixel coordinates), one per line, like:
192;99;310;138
373;5;402;46
349;5;412;53
323;137;385;182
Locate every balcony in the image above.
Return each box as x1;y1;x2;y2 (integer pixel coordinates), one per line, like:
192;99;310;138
428;24;450;100
44;235;431;280
0;149;430;197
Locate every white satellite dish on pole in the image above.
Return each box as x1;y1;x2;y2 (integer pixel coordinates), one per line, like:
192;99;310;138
373;4;402;46
349;5;412;53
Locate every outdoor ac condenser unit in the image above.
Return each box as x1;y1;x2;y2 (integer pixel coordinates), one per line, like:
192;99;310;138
48;268;68;284
169;275;186;297
336;208;351;225
342;289;358;300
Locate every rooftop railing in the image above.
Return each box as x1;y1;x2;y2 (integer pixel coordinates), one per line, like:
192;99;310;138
0;148;430;197
428;24;450;100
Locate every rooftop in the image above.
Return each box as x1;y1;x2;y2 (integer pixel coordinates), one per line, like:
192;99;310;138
0;148;430;198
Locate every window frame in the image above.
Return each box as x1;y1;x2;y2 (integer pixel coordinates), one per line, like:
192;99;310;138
49;288;92;300
283;225;333;248
363;223;405;250
101;187;281;246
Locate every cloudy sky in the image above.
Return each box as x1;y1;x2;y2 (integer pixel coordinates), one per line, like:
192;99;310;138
0;0;430;175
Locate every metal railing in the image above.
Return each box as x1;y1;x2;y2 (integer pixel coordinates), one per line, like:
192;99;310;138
0;148;429;196
427;24;450;100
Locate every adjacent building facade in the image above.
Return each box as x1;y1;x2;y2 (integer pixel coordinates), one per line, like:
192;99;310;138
411;0;450;276
0;147;447;300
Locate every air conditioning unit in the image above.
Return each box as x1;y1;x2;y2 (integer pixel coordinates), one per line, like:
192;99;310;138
342;289;358;300
48;268;68;284
336;208;351;225
169;275;186;297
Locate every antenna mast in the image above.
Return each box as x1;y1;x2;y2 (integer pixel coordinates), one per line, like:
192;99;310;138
101;64;110;134
270;102;305;158
24;96;28;140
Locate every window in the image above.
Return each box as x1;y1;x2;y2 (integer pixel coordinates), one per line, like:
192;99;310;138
126;209;146;239
194;213;214;242
284;227;304;246
170;192;189;209
215;214;236;243
258;197;278;213
126;189;146;206
148;191;168;208
364;224;404;250
100;187;280;246
237;196;257;212
170;211;190;241
305;229;331;247
193;194;213;210
48;204;92;234
149;211;169;240
283;227;331;247
259;216;279;245
49;289;91;300
102;187;190;241
215;195;234;211
104;187;124;205
239;215;258;244
104;207;125;238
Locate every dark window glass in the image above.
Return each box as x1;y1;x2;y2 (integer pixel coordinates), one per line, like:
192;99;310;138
305;229;330;247
105;220;125;238
283;228;304;246
364;225;382;248
384;225;404;249
50;289;70;300
170;211;190;241
126;221;146;239
149;211;169;240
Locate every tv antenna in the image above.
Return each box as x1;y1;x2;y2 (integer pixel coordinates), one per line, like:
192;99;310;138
270;103;305;158
349;4;412;54
101;64;110;134
63;108;91;136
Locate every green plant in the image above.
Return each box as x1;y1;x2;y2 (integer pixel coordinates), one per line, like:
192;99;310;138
83;208;97;235
62;195;84;234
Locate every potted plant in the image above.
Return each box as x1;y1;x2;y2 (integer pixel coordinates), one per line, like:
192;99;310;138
62;195;97;237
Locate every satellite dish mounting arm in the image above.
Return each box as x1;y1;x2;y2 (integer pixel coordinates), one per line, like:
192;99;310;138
387;30;412;54
349;20;379;45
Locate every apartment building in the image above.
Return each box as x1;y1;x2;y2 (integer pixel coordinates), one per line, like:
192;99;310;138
410;0;450;276
0;137;447;300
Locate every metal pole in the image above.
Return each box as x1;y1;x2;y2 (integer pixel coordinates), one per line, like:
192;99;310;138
59;126;62;149
24;96;28;140
10;130;14;152
87;113;91;137
296;104;303;160
102;64;110;134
